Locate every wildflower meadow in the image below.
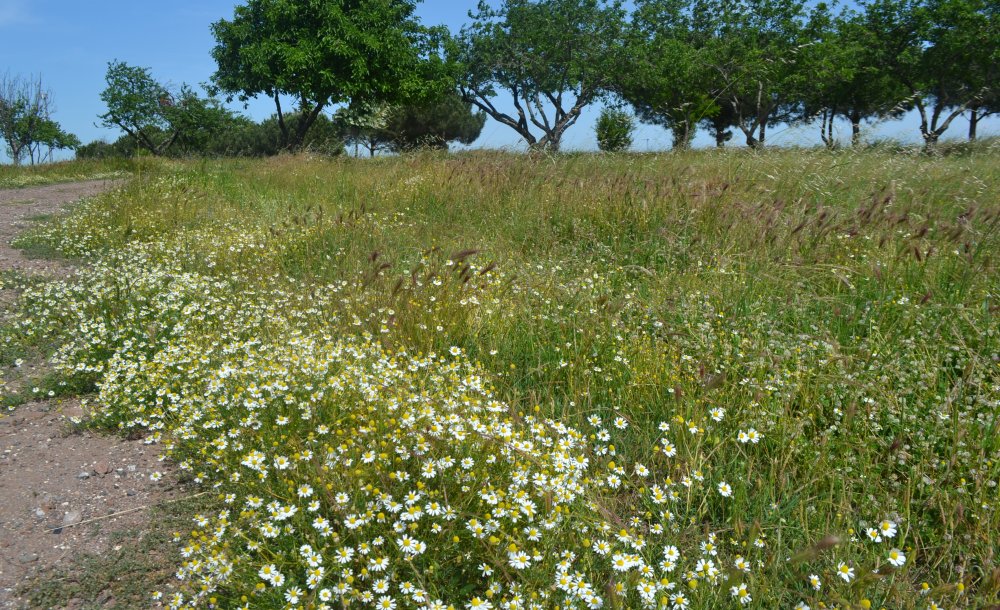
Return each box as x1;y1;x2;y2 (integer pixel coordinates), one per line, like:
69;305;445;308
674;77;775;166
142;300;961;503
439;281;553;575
3;148;999;610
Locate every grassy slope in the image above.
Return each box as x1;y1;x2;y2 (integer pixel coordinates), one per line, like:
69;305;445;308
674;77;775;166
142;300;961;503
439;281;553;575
5;148;999;609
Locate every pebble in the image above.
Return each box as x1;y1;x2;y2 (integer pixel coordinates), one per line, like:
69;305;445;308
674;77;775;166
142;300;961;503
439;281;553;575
17;551;39;564
76;471;90;480
62;509;82;527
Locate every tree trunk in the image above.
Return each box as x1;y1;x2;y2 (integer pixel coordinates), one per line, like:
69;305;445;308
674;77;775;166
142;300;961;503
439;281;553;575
273;93;289;150
820;110;834;148
757;118;767;148
968;107;979;141
672;121;694;150
850;110;862;147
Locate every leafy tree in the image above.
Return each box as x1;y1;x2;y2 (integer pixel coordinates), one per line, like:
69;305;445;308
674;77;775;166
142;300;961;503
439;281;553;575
792;4;908;147
620;0;720;149
211;0;451;152
454;0;626;151
595;107;634;151
385;93;486;151
100;61;248;157
703;0;808;148
915;0;999;147
28;118;80;163
966;91;997;141
335;102;395;157
0;73;70;165
701;102;737;147
860;0;997;148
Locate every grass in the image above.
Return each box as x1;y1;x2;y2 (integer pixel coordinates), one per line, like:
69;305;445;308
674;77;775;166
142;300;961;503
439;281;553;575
2;148;998;609
0;158;134;189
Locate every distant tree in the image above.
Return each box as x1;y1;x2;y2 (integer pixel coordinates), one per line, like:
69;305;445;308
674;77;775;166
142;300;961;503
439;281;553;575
210;0;451;152
385;93;486;151
702;103;737;147
915;0;999;147
793;3;908;147
0;73;69;165
335;102;395;157
100;61;247;157
454;0;626;151
966;92;997;141
703;0;808;149
620;0;719;149
595;107;634;151
860;0;997;148
29;118;80;163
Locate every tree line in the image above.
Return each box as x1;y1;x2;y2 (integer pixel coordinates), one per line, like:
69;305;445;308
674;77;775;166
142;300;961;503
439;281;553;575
6;0;998;162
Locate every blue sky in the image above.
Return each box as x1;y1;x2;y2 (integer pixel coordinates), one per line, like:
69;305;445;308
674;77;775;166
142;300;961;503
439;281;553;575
0;0;995;161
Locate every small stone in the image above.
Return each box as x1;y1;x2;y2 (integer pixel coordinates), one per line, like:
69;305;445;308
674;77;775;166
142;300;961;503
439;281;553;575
94;460;112;475
17;552;39;564
34;507;46;519
63;509;82;527
76;471;90;480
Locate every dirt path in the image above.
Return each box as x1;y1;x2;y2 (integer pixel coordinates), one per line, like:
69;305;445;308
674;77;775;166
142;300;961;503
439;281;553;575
0;181;178;609
0;181;115;277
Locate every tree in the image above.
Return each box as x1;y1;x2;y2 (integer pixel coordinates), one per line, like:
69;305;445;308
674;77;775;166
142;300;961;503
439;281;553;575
595;107;634;151
211;0;450;152
28;118;80;164
915;0;999;147
100;61;247;157
385;92;486;151
860;0;998;148
335;102;395;157
99;61;180;156
0;73;54;165
703;0;808;149
454;0;626;151
792;4;908;147
966;91;997;141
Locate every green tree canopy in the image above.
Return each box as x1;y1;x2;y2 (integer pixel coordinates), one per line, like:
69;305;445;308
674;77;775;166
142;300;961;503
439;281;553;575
791;3;908;146
619;0;721;149
0;73;76;165
453;0;626;151
704;0;808;149
385;92;486;151
210;0;452;152
594;107;635;151
99;60;243;157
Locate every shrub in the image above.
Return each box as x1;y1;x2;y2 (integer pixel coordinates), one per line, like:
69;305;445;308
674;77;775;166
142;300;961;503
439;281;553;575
595;108;634;152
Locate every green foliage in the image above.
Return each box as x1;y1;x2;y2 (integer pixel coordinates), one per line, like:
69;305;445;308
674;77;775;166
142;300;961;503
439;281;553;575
210;0;451;152
594;107;634;151
385;93;486;151
0;73;78;165
99;61;242;157
620;0;720;149
454;0;626;151
793;3;909;146
334;94;485;155
81;112;343;159
99;61;177;155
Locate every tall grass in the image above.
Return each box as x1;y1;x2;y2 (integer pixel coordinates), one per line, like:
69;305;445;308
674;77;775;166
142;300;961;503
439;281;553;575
5;148;999;609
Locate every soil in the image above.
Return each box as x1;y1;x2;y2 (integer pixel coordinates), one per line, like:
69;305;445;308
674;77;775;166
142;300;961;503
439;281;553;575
0;180;179;609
